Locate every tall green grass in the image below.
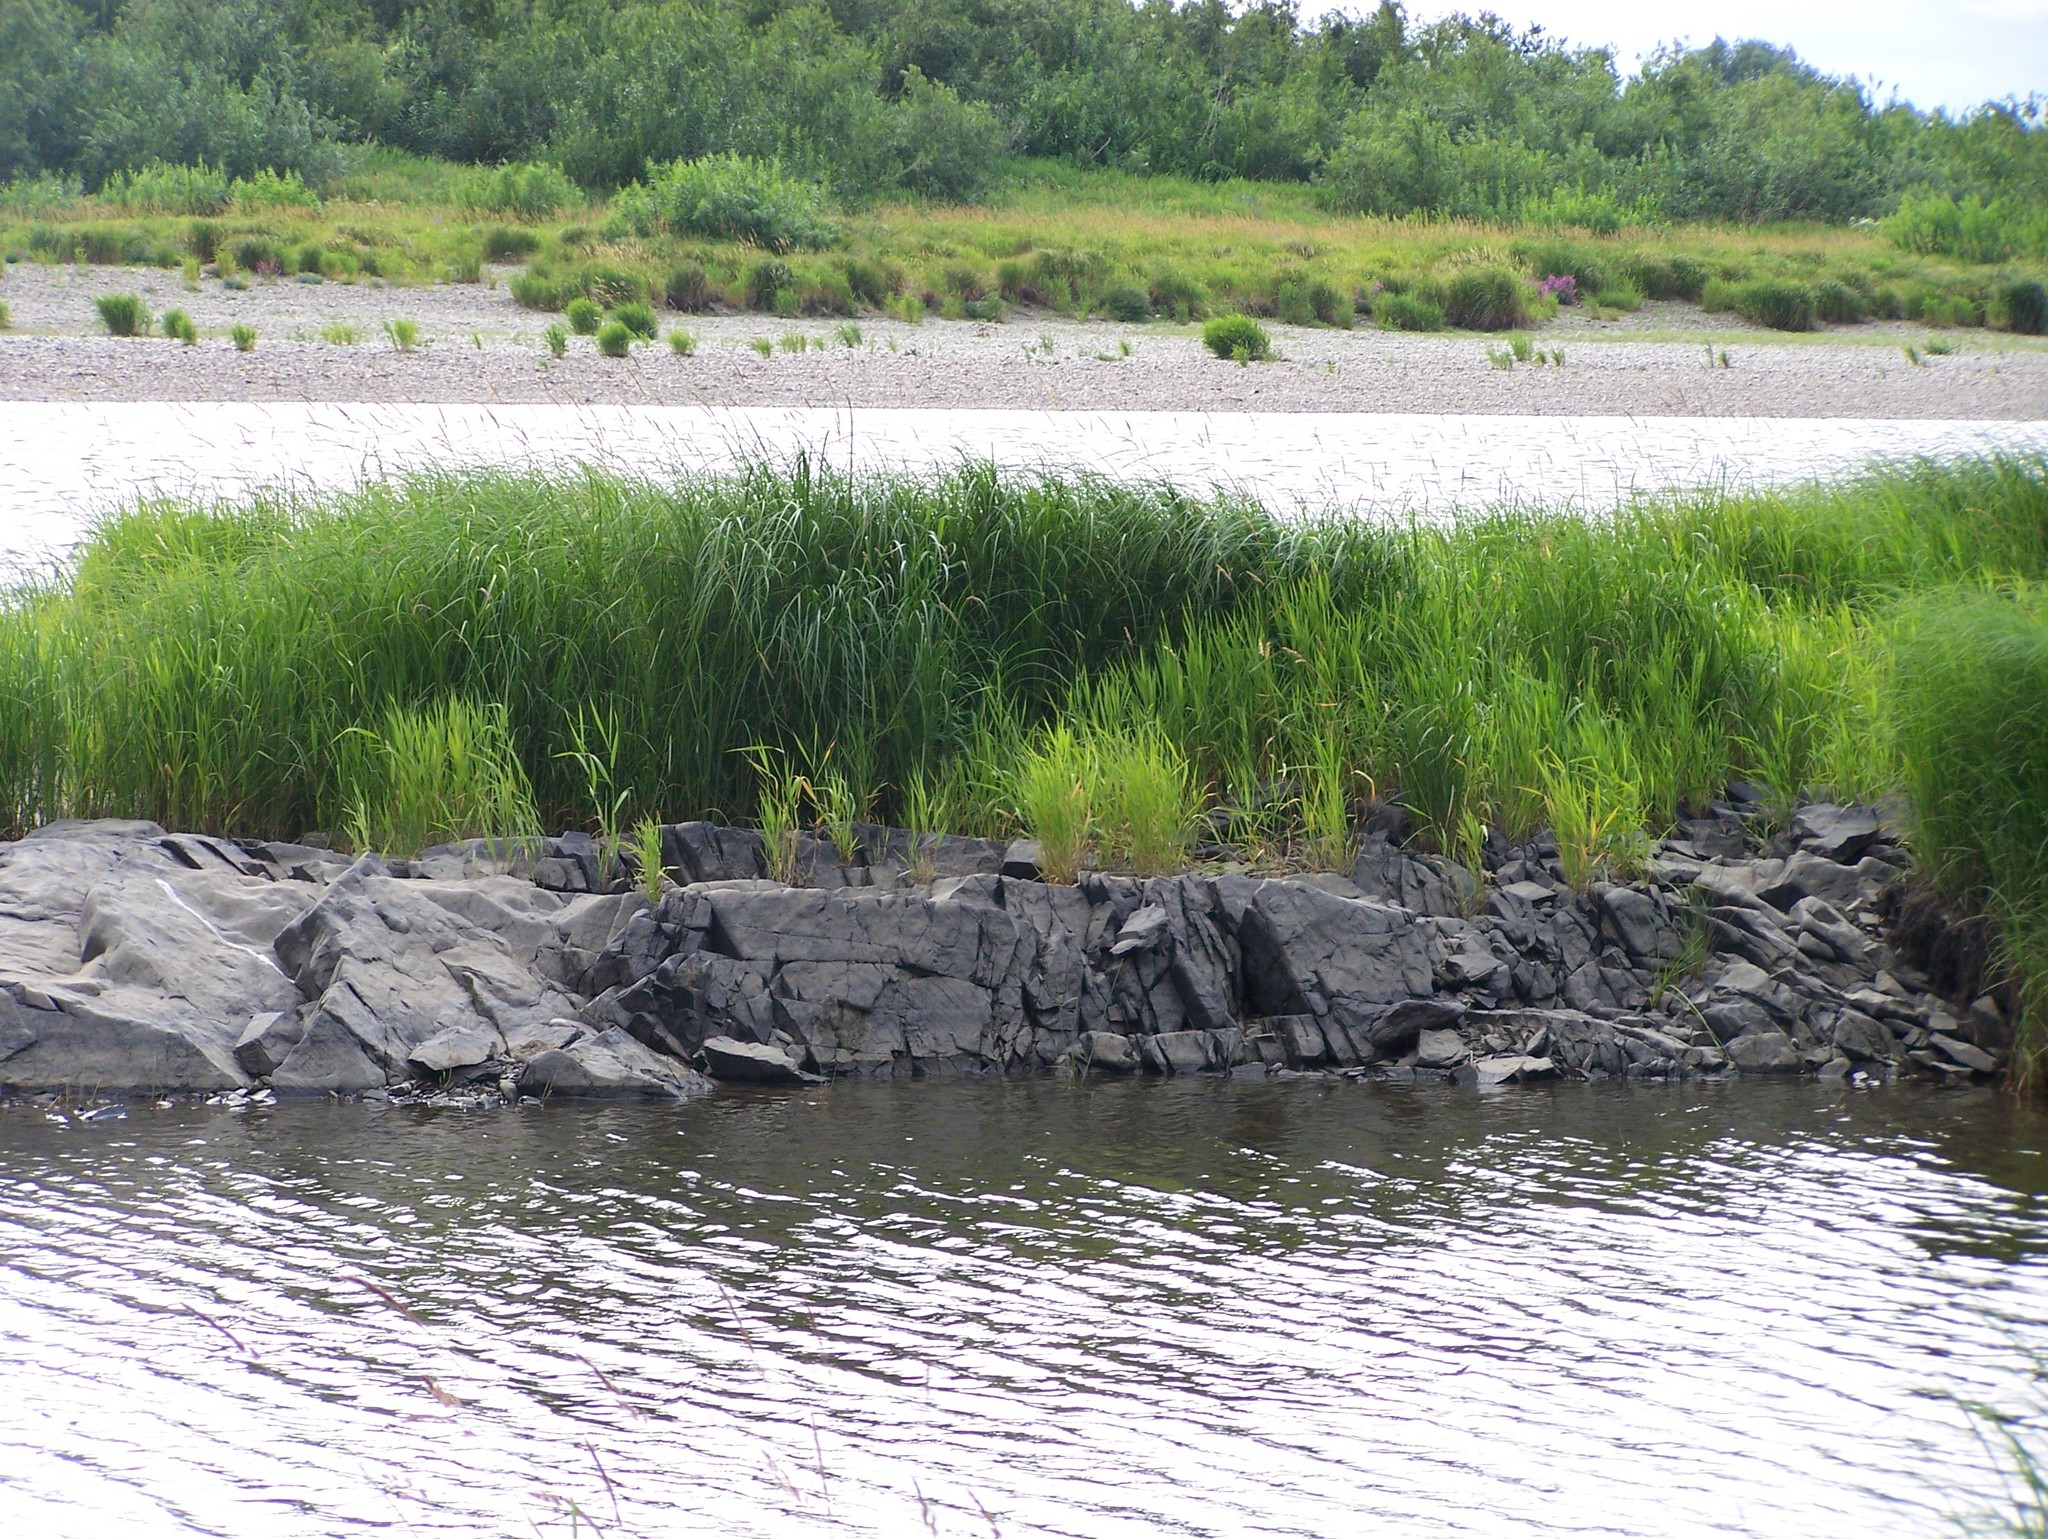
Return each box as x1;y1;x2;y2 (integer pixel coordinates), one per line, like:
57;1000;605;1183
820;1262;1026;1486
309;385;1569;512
1891;587;2048;1091
2;456;2045;918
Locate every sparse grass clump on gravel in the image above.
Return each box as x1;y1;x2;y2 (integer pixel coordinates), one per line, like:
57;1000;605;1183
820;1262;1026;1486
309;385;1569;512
94;292;148;336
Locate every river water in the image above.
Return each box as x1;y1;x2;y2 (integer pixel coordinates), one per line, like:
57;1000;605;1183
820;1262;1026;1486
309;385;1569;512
2;1079;2044;1538
2;403;2045;571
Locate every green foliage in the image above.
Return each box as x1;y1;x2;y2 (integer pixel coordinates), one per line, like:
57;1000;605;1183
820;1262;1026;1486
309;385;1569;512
667;327;696;356
0;301;10;331
1091;726;1198;876
632;155;836;251
229;322;256;351
482;226;541;260
464;163;576;221
1994;280;2048;336
321;321;360;344
1102;281;1151;323
1812;280;1866;324
663;263;710;311
1438;266;1530;331
1201;312;1271;361
104;161;229;216
1890;589;2048;1090
341;698;538;859
543;322;568;357
610;300;657;339
1883;193;2046;265
94;292;148;336
231;169;318;212
1374;291;1444;331
1015;726;1093;883
384;318;419;351
565;297;602;334
160;308;197;344
629;815;666;901
1734;278;1817;331
595;319;632;357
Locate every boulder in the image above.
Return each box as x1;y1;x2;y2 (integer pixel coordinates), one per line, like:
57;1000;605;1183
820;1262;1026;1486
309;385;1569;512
1074;1031;1140;1073
1726;1031;1802;1075
1790;804;1883;863
699;1035;817;1085
519;1027;712;1098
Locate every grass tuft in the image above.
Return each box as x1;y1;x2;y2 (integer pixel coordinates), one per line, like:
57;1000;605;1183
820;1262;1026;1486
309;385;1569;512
95;292;149;336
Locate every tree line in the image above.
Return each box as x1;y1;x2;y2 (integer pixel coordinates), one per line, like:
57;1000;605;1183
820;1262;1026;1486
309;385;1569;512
3;0;2042;221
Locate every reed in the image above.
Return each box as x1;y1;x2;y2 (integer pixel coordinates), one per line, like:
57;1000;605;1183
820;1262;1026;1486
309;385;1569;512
4;456;2046;937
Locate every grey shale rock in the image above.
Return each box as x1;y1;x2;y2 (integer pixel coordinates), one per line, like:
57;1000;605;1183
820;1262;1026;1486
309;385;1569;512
0;809;2005;1097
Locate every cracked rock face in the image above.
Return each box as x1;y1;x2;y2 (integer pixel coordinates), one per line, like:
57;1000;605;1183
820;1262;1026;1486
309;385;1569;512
0;804;2010;1099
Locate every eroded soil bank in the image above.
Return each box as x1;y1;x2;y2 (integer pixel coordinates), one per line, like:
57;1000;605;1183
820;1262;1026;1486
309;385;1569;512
0;799;2008;1107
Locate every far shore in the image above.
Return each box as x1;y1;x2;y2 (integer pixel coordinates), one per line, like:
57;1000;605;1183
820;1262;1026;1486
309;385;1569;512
4;263;2045;418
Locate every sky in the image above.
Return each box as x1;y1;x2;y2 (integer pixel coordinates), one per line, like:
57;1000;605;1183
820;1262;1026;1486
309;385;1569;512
1300;0;2048;115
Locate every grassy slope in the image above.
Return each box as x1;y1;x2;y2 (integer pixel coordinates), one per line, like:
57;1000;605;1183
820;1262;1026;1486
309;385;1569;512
3;154;2041;335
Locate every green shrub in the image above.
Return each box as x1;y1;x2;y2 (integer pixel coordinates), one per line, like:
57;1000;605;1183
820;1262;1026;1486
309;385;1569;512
1514;241;1609;296
595;319;633;357
384;318;419;351
1699;277;1737;313
1375;292;1444;331
1882;192;2027;265
638;154;836;251
321;322;361;345
161;308;198;345
1627;255;1710;302
543;323;568;358
342;698;539;858
842;257;897;307
464;163;576;221
1307;276;1351;327
803;272;858;316
1734;279;1817;332
104;160;230;217
508;271;563;310
566;297;602;334
573;263;648;308
1093;730;1196;876
1813;280;1867;324
663;263;711;311
610;301;658;339
230;169;319;212
230;323;256;352
1102;281;1151;323
482;227;542;261
1993;280;2048;336
1439;266;1531;331
745;258;795;311
0;301;10;331
1276;278;1316;327
1920;292;1979;328
1149;268;1206;322
231;237;278;274
668;328;697;356
1201;312;1271;361
94;293;149;336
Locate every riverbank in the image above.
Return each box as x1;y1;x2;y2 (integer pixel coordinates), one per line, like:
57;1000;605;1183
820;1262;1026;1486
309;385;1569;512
4;262;2046;415
0;803;2009;1102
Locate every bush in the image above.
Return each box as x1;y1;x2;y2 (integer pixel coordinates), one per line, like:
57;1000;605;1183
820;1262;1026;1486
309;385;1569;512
668;328;697;356
161;308;198;345
1149;268;1206;322
745;258;795;311
104;161;229;217
1375;292;1444;331
566;297;602;335
610;301;658;339
1920;292;1979;328
1881;192;2031;265
1514;242;1609;297
1201;313;1271;361
842;257;897;307
1439;266;1531;331
1813;280;1867;324
1101;282;1152;323
465;163;576;222
94;293;149;336
1994;280;2048;336
230;323;256;352
663;263;710;311
1307;277;1351;327
230;169;319;212
543;323;568;358
482;227;542;261
595;319;633;357
1734;279;1817;332
640;155;835;251
384;318;419;351
1627;255;1710;302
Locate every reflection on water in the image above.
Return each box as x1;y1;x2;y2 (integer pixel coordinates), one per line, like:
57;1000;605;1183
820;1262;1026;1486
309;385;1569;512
1;1079;2044;1537
3;402;2045;570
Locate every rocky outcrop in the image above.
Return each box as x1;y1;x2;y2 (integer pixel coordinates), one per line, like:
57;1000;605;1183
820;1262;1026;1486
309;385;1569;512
0;801;2013;1100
